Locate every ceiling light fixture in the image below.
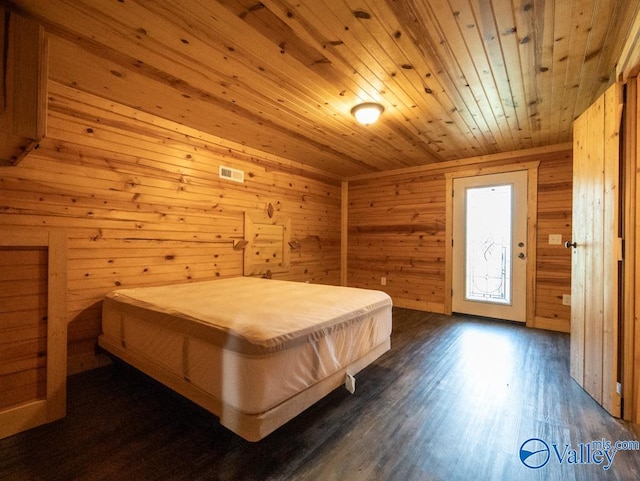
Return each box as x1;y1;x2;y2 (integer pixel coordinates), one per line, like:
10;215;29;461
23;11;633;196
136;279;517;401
351;102;384;125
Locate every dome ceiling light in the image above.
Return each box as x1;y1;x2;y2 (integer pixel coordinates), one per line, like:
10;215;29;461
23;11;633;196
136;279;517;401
351;102;384;125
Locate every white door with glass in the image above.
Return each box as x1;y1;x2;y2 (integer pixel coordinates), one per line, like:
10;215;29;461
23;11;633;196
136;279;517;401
452;170;528;322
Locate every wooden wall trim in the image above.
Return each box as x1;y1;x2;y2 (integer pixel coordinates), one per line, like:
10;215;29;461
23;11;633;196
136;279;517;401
393;298;445;314
527;165;540;327
444;175;453;315
46;229;67;416
341;181;348;286
633;77;640;424
533;316;570;333
618;4;640;82
348;143;571;182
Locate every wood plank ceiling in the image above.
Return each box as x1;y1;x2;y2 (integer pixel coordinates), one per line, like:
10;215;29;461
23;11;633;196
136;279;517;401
10;0;640;177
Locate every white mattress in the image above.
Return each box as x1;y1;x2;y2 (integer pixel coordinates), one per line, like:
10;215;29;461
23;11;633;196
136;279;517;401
100;277;392;415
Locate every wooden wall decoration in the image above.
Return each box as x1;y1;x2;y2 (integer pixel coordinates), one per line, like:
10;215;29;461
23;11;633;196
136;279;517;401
243;206;291;277
0;228;67;439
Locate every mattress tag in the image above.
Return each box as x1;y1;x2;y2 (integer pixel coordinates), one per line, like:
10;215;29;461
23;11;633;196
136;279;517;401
345;373;356;394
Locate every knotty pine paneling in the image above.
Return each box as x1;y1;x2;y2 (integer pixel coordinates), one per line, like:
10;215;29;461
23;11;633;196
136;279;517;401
0;247;48;410
348;148;572;332
535;156;573;331
0;81;342;374
14;1;636;177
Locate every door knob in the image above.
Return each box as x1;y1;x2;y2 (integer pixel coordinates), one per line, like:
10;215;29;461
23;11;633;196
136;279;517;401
565;241;577;249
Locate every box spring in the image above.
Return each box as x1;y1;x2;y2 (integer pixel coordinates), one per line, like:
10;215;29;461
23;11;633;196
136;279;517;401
99;277;392;441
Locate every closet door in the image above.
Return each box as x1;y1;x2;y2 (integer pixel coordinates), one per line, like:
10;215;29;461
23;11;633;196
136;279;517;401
569;83;621;417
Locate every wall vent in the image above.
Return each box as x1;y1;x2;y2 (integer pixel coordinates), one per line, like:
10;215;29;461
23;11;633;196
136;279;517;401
219;165;244;183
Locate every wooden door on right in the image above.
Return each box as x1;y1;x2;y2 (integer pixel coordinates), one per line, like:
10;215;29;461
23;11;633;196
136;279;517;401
570;82;622;417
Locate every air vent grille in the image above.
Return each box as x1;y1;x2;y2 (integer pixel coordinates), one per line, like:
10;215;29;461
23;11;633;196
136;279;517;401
219;165;244;183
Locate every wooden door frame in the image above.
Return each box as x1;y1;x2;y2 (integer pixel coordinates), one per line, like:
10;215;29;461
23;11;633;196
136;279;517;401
615;0;640;424
444;162;539;326
0;228;67;439
622;77;640;423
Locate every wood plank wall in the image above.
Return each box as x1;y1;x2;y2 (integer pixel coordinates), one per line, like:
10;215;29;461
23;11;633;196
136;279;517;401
0;246;48;409
0;81;342;375
535;154;574;331
348;147;573;333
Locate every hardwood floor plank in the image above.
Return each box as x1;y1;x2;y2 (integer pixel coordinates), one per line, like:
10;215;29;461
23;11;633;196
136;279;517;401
1;308;639;480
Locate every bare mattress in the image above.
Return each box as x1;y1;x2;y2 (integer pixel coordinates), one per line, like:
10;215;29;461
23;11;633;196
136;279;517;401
99;277;392;441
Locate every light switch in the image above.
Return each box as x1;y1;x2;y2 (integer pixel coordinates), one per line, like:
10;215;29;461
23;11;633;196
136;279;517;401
549;234;562;245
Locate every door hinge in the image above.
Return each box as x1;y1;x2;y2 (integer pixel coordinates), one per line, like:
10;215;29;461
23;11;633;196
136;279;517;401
617;237;623;261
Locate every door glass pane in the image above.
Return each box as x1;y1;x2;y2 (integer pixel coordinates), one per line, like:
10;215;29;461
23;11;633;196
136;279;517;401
465;184;512;305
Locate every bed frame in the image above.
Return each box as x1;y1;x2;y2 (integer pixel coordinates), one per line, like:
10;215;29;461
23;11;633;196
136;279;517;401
98;334;389;442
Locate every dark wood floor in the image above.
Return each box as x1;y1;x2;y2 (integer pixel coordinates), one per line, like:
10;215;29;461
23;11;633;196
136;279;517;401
2;308;640;481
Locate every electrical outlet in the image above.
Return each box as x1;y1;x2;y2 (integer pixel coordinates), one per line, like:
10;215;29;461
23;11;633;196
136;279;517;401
345;373;356;394
562;294;571;306
380;277;386;286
